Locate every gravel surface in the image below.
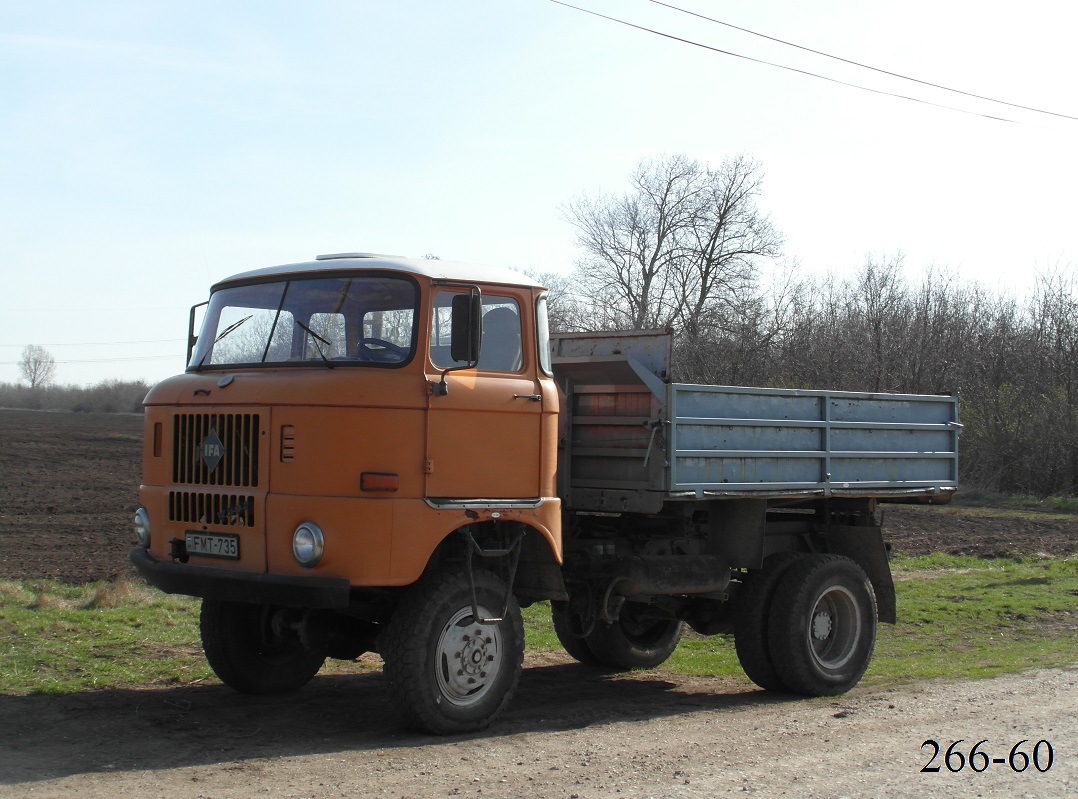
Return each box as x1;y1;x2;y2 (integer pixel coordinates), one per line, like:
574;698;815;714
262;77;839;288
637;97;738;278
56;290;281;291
1;663;1074;798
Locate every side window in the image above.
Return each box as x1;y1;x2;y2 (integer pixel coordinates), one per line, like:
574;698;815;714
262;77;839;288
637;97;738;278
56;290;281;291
430;292;522;372
536;294;553;376
478;299;522;372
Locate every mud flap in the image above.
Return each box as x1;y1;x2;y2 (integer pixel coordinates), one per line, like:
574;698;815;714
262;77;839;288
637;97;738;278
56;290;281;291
822;525;896;624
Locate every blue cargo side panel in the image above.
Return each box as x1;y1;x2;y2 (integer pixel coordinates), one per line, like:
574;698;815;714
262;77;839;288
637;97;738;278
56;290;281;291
668;384;959;497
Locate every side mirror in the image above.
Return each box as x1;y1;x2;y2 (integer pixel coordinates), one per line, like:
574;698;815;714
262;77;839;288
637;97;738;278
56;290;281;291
187;301;208;364
450;292;481;365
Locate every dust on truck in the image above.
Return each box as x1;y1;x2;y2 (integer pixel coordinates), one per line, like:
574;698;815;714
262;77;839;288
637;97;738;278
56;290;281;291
131;253;960;734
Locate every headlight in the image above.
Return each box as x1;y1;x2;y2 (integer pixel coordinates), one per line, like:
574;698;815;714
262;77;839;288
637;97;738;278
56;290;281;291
292;522;324;568
134;508;151;548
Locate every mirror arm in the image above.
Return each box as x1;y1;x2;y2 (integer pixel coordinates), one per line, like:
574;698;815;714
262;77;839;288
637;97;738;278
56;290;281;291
433;369;450;396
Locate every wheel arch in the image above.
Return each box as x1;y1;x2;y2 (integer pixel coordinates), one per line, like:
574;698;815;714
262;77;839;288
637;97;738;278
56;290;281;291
422;516;567;603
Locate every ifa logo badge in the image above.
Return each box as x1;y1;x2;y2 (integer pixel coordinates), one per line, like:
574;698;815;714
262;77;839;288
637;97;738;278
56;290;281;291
199;429;225;471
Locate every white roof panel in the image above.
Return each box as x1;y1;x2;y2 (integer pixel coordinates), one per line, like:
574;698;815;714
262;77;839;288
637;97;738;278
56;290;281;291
214;254;544;290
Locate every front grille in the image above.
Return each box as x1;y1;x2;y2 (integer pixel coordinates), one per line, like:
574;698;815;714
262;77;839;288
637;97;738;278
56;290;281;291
169;491;255;527
173;413;260;487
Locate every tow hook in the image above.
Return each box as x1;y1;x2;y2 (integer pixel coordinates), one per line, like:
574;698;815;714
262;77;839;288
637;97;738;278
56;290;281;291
169;538;189;563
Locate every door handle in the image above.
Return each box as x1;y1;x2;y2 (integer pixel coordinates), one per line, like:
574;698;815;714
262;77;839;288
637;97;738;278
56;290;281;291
513;394;542;401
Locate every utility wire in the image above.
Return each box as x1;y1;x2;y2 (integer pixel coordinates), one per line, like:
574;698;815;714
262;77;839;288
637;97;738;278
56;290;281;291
647;0;1078;122
0;354;183;365
0;338;184;348
549;0;1024;124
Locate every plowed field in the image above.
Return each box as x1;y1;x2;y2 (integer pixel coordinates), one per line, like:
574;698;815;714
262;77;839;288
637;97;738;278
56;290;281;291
1;407;1075;585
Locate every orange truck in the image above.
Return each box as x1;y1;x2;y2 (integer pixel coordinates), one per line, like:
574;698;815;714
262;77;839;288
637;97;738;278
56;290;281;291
131;253;960;734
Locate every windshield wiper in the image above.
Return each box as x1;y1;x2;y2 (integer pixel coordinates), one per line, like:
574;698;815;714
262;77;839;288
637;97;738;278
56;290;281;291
193;314;253;370
294;320;334;368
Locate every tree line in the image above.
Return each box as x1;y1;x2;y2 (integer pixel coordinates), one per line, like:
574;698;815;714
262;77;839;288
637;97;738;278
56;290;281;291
0;380;150;414
4;345;148;413
550;154;1078;498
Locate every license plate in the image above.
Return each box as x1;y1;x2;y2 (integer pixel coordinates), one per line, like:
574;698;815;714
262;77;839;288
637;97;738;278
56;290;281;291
186;532;240;559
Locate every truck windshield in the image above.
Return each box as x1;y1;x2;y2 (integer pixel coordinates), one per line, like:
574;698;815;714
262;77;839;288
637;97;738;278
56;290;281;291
188;274;418;370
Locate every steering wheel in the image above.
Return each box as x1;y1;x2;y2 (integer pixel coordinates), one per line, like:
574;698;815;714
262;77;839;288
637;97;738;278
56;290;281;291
357;337;408;362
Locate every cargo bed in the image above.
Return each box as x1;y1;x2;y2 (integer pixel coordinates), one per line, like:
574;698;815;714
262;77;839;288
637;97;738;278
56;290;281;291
552;330;959;511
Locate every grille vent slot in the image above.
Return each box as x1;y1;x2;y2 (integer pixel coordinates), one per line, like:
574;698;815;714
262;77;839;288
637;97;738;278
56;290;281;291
169;491;255;527
173;413;260;487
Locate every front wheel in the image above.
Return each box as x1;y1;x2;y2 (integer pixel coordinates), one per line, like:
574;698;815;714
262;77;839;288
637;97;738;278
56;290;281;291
584;603;683;670
766;555;877;696
199;599;327;694
381;569;524;734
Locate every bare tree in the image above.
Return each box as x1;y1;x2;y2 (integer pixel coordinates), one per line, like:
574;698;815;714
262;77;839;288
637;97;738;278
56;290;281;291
853;254;908;392
1026;267;1078;494
563;153;782;336
525;269;588;332
675;155;784;342
674;259;803;385
19;345;56;388
563;154;700;330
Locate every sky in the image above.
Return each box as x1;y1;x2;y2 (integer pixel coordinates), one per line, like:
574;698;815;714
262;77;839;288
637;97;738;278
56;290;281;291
2;0;1076;386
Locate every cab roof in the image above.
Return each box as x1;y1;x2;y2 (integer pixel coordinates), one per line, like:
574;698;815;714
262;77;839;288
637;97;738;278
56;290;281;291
213;253;545;291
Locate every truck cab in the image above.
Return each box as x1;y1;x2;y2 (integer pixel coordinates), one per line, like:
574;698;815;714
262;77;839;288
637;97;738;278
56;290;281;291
133;254;564;731
135;252;562;590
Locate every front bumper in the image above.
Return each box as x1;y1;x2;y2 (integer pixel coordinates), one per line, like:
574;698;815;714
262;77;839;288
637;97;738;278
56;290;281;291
130;548;351;609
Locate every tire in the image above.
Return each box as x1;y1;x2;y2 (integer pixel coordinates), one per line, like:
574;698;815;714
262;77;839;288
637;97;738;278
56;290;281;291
584;603;683;670
550;600;604;666
732;552;803;691
199;599;326;694
381;569;524;735
766;554;878;696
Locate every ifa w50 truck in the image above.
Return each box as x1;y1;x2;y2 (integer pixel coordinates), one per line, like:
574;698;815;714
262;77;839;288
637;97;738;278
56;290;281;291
131;254;959;734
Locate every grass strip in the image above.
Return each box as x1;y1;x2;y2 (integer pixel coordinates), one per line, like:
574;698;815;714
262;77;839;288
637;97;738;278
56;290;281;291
1;555;1075;696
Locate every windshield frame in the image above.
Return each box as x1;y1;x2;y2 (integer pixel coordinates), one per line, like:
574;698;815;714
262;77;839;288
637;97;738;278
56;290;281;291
187;270;422;373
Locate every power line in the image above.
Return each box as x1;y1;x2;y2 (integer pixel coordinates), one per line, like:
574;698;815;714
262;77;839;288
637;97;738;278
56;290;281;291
647;0;1078;122
0;354;184;365
0;338;184;348
0;305;190;312
548;0;1027;124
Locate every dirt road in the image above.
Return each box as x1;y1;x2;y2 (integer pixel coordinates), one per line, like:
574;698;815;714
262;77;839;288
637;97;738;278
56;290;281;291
1;660;1073;798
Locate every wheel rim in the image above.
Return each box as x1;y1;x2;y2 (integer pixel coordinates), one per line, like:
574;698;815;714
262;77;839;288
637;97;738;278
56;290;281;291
256;606;303;663
619;612;676;648
806;585;861;670
435;606;503;707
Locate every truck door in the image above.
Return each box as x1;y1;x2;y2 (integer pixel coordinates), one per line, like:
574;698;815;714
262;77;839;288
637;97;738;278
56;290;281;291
425;291;543;499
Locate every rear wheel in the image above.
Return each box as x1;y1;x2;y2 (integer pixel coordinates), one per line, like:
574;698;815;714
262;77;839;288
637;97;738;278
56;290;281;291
200;599;326;694
381;569;524;734
584;603;683;669
766;555;877;696
550;600;604;666
732;552;802;691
